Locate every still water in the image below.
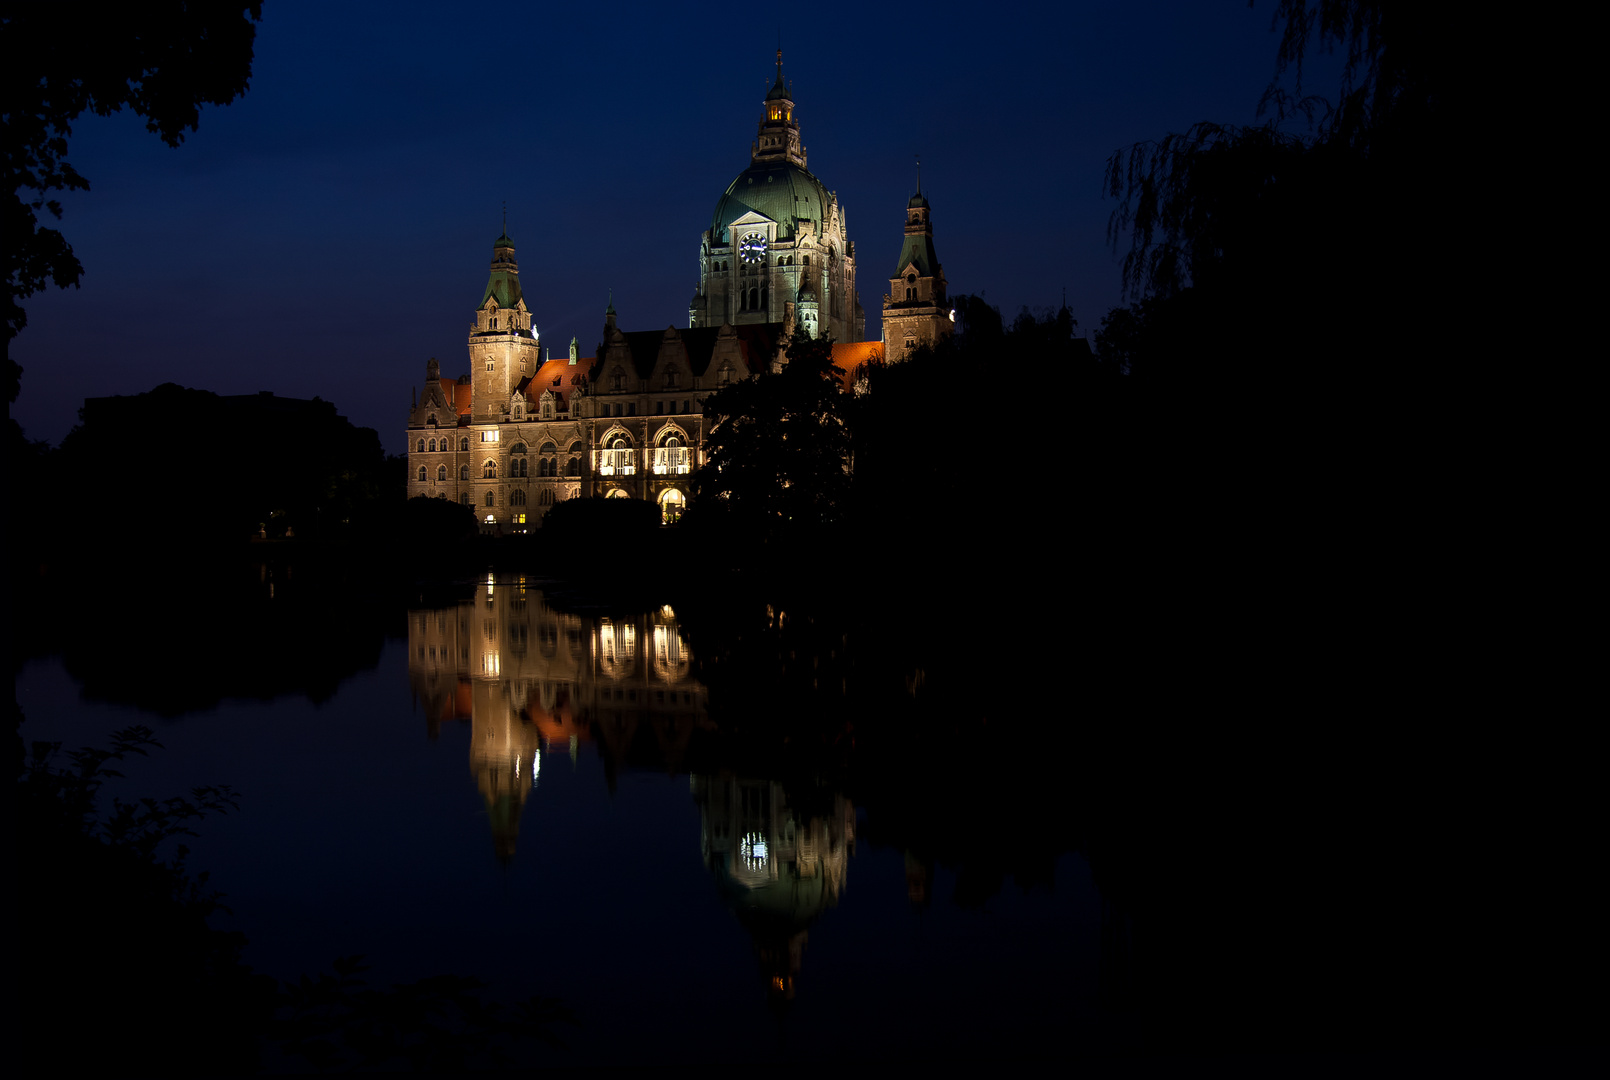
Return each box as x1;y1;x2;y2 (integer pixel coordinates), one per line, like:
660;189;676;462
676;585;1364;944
19;574;1112;1067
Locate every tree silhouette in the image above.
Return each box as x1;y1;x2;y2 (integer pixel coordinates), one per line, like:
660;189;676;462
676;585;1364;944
2;3;261;376
692;332;851;531
1101;3;1483;385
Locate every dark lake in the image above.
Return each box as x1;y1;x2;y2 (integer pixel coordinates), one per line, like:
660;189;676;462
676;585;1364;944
17;560;1598;1071
19;569;1121;1068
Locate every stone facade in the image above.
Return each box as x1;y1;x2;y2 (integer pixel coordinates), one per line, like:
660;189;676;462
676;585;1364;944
881;185;954;361
407;53;966;527
688;51;864;345
405;233;789;529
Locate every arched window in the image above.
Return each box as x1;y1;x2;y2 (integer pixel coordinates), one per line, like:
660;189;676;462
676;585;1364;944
513;404;524;420
803;255;810;266
539;489;554;506
510;442;527;455
749;288;759;310
565;456;581;476
611;368;626;391
718;362;735;387
460;492;471;505
606;488;629;499
460;437;469;452
538;457;551;477
511;489;527;507
540;441;556;455
654;435;690;475
659;488;685;524
602;436;635;476
427;438;436;452
484;460;497;479
460;465;470;480
437;465;447;481
485;490;495;506
417;466;427;481
417;439;426;453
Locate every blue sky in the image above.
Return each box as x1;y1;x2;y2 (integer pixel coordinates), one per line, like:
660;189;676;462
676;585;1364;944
13;2;1325;454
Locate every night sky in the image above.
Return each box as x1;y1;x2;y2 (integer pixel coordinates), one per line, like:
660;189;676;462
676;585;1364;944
13;2;1317;454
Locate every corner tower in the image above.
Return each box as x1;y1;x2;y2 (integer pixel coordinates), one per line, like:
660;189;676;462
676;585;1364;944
882;176;951;360
469;230;541;424
690;51;862;343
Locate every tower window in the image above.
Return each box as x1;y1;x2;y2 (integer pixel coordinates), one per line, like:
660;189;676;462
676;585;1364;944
486;358;494;371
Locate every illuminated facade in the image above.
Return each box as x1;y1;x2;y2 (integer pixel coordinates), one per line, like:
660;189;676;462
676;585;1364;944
406;52;959;526
881;181;954;360
689;50;863;344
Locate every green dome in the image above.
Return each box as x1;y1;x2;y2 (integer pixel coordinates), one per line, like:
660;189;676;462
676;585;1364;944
711;159;832;245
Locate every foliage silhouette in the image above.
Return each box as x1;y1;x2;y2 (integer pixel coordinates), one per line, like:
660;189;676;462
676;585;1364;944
2;2;262;349
17;723;272;1073
14;720;574;1073
690;331;852;534
1101;2;1491;385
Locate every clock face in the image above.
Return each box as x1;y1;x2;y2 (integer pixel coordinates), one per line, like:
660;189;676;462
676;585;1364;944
739;232;768;263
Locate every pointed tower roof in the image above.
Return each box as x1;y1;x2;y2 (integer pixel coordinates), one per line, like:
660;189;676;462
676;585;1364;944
480;230;523;309
765;48;791;101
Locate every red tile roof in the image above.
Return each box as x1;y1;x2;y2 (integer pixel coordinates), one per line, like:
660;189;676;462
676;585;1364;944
520;355;594;411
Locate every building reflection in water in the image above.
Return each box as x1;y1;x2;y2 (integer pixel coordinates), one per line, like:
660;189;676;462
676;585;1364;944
406;580;859;1003
407;576;703;861
692;776;855;1004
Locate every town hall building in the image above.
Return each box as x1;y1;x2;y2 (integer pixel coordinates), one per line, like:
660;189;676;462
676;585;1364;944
405;52;953;528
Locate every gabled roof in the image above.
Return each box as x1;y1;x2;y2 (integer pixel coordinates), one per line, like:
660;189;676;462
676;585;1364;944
605;324;783;379
517;352;595;411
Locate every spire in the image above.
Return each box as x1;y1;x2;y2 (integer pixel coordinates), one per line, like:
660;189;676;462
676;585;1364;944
909;154;930;210
755;49;804;165
766;48;792;101
605;289;616;316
